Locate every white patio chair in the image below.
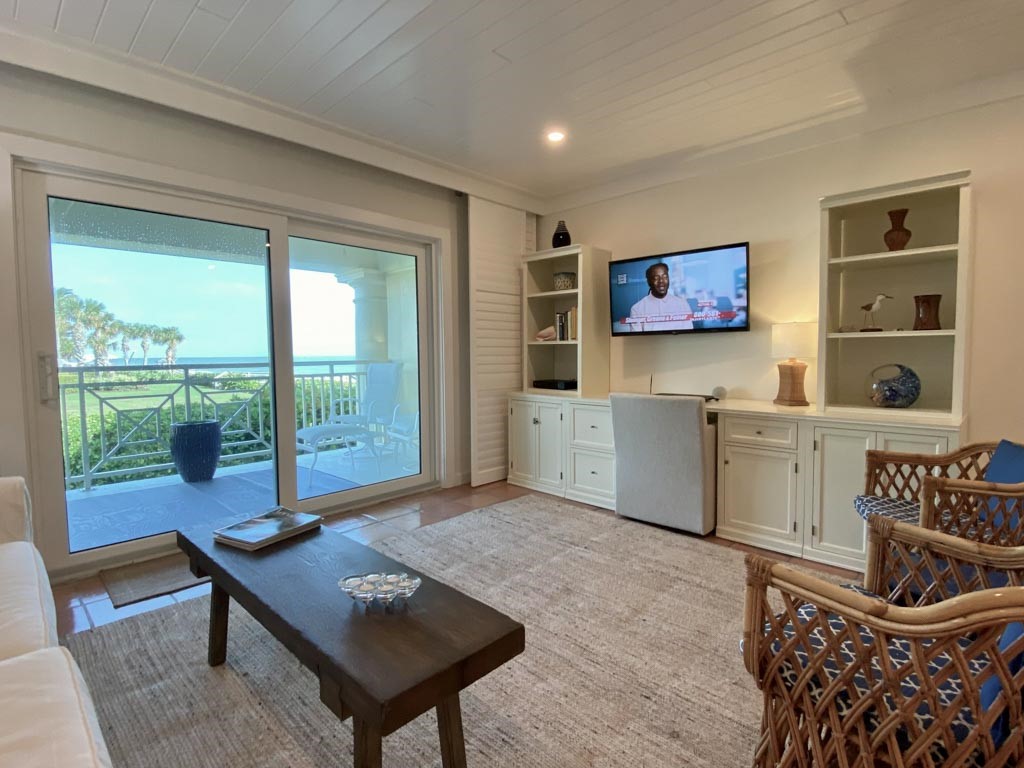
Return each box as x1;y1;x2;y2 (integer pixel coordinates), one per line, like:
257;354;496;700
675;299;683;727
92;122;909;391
295;362;402;486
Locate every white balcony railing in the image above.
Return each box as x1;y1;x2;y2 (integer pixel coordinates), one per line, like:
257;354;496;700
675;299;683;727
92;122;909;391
59;359;375;491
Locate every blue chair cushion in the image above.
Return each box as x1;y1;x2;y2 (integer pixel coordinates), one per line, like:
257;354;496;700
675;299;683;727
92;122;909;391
983;440;1024;528
770;595;998;764
978;621;1024;744
854;495;919;523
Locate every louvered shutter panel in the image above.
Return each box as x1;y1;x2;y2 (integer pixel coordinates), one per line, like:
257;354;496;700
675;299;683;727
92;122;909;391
469;197;529;486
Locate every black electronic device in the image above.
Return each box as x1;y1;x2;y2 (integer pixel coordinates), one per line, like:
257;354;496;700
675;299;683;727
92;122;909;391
532;379;578;391
654;392;719;402
609;242;749;336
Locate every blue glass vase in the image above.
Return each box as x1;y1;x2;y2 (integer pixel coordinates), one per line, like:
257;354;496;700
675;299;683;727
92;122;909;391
867;364;921;408
170;420;222;482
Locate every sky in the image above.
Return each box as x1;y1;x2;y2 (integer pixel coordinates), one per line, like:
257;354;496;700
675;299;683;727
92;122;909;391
51;244;356;359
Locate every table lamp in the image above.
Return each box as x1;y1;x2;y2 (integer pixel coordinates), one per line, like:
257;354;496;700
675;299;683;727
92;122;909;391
772;322;817;406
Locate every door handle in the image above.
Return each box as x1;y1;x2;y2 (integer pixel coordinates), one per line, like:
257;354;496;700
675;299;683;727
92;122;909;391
37;352;58;404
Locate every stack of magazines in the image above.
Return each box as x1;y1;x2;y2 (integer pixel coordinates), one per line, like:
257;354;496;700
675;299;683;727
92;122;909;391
213;507;323;551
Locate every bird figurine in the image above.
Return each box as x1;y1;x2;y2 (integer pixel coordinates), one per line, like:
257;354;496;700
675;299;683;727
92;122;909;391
860;293;893;332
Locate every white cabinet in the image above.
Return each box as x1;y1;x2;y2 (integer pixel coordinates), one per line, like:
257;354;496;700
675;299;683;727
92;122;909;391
808;427;876;568
715;405;961;571
508;397;564;494
568;449;615;501
805;425;950;569
508;395;616;509
878;431;948;454
719;444;800;554
565;402;615;509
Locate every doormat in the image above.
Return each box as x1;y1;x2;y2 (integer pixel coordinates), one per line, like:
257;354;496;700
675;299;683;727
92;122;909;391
99;552;209;608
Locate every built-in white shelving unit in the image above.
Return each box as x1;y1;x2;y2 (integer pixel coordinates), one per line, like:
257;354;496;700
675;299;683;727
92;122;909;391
817;171;971;419
522;244;611;399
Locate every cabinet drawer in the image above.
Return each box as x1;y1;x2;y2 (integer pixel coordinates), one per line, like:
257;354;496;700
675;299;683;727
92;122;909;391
571;406;614;449
722;416;798;450
570;450;615;496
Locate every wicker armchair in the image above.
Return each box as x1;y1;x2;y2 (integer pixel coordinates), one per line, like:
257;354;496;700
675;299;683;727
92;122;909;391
858;441;1024;545
744;515;1024;767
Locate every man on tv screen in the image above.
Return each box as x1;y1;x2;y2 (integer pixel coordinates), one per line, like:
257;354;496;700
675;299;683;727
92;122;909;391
627;262;693;332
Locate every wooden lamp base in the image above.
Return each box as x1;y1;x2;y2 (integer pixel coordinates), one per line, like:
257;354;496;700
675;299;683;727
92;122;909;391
774;359;809;406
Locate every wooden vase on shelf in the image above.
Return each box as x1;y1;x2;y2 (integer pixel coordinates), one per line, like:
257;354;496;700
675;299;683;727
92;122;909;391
913;294;942;331
883;209;912;251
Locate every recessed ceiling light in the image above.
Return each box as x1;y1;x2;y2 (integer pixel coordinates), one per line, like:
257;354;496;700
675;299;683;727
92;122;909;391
546;130;566;144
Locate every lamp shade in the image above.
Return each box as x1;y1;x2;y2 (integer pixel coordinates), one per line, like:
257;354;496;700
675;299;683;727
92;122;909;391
772;322;817;360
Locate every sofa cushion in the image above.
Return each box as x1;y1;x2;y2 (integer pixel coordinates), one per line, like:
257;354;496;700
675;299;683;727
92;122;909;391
853;495;920;522
0;541;58;660
0;646;111;767
771;598;993;765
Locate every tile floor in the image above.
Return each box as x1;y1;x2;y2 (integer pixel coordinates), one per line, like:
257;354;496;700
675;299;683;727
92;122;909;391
52;481;860;637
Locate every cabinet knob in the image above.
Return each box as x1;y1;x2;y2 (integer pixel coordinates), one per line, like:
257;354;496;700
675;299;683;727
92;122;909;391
532;418;540;425
755;430;763;435
590;425;598;429
724;459;730;465
590;470;598;475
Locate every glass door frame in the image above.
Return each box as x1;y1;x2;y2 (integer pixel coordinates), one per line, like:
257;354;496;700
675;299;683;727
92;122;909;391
285;220;437;514
17;169;294;574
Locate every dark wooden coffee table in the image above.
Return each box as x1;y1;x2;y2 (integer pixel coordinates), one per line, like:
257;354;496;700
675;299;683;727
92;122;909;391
177;526;525;768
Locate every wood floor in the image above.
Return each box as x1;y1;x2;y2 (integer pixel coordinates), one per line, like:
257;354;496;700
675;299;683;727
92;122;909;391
51;481;860;637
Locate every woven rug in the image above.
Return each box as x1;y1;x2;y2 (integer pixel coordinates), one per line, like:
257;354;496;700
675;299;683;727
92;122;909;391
66;494;828;767
99;552;209;608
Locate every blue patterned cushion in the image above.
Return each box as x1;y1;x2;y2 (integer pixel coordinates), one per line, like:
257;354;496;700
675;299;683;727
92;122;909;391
854;495;919;522
771;597;995;764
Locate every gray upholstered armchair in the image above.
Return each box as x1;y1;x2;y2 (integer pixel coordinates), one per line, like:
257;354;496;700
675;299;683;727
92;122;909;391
609;393;716;534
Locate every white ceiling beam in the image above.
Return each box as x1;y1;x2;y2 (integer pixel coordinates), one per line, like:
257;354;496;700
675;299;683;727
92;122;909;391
0;22;544;213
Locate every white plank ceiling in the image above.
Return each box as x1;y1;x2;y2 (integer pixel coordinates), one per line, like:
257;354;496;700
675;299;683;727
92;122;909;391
5;0;1024;199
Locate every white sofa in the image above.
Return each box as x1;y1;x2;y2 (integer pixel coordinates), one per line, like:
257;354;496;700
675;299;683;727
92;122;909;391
0;477;112;767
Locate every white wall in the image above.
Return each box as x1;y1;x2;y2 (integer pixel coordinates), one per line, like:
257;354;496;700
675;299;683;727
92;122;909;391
539;95;1024;442
0;63;470;484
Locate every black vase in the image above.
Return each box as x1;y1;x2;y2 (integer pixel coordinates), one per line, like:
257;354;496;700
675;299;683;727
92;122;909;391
552;220;571;248
170;420;222;483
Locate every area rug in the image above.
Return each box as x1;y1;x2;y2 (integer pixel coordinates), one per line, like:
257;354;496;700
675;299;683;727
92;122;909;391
99;552;209;608
66;494;838;767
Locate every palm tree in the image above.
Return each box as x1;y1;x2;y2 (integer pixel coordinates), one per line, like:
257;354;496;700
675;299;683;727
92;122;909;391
139;324;159;366
54;288;87;363
156;326;185;366
81;299;117;367
118;322;144;366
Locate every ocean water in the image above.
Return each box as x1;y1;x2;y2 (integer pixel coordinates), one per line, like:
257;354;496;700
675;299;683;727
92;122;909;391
105;356;358;375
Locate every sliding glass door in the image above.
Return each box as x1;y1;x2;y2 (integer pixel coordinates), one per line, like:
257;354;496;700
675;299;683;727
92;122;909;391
287;223;431;511
18;172;435;571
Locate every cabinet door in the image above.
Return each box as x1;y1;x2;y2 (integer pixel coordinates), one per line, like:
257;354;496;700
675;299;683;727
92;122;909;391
810;427;876;568
719;445;800;548
534;402;565;490
508;401;536;482
878;431;948;455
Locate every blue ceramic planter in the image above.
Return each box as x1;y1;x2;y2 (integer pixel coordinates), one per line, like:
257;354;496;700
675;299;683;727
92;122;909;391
868;364;921;408
170;420;222;483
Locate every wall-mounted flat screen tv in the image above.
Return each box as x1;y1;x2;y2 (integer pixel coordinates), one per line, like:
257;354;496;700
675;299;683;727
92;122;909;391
609;242;749;336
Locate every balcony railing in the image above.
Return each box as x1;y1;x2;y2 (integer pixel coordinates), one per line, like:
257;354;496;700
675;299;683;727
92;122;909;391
59;359;375;491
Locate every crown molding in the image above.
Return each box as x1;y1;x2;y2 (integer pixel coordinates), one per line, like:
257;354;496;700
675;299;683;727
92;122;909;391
0;23;545;214
541;67;1024;214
